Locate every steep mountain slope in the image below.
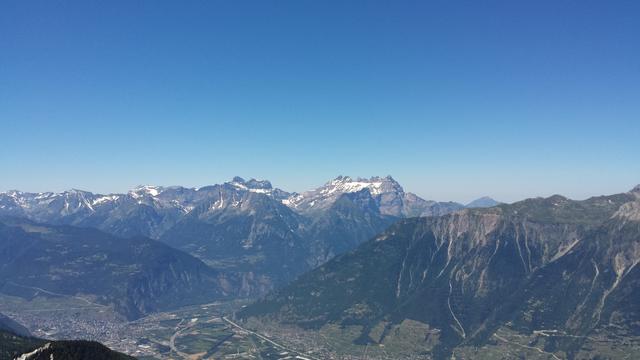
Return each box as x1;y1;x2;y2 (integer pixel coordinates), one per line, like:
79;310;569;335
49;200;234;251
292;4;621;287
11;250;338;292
0;314;44;360
302;189;399;267
0;219;240;320
239;188;639;359
160;178;442;289
159;187;308;291
0;330;45;360
0;176;474;294
0;313;30;338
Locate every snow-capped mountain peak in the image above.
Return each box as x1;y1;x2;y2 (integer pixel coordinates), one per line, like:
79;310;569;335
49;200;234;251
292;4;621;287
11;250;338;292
322;176;388;196
92;194;120;206
224;177;291;200
281;175;465;217
228;177;272;192
130;185;164;198
283;175;406;213
0;176;465;239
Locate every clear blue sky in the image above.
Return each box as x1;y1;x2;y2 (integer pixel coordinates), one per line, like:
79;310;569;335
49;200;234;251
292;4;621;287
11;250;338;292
1;1;638;203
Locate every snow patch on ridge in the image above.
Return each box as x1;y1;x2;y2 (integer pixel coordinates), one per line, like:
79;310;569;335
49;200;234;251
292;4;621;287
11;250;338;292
131;185;163;197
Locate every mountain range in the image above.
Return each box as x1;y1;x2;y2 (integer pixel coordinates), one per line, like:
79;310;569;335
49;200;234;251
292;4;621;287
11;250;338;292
0;176;495;292
0;176;487;240
239;186;640;359
2;177;638;359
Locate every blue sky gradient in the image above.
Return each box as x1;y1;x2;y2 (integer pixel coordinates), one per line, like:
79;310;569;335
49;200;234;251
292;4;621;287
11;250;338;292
1;1;639;202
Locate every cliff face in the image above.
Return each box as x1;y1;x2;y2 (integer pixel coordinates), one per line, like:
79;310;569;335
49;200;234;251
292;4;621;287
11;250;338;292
240;191;639;358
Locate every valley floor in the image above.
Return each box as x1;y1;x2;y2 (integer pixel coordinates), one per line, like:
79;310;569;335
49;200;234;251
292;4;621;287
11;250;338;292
2;290;639;360
239;317;640;360
0;292;313;360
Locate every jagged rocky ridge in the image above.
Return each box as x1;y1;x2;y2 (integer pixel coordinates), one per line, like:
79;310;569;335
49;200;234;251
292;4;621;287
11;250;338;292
0;177;487;291
239;187;640;359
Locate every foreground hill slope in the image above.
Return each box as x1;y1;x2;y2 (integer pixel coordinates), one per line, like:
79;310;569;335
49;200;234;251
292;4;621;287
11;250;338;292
0;330;45;360
0;334;134;360
0;314;30;338
239;187;640;359
13;340;135;360
0;313;133;360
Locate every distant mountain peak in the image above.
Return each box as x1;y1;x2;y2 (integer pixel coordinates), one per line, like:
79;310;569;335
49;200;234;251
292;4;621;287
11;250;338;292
227;177;276;195
282;175;463;217
329;174;397;183
631;184;640;194
466;196;499;208
3;190;22;198
322;175;403;196
130;185;164;197
64;188;91;194
229;176;273;189
232;176;246;183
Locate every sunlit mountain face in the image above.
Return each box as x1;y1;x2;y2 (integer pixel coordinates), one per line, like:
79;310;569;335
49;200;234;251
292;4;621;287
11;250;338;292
0;176;505;359
2;178;639;359
0;176;477;292
240;186;640;359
